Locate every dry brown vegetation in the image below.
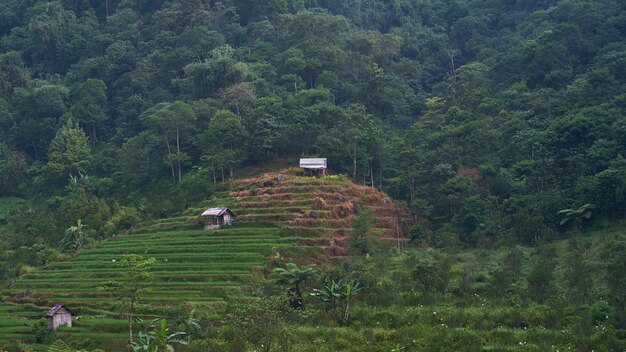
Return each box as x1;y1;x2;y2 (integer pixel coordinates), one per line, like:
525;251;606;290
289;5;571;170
227;171;413;261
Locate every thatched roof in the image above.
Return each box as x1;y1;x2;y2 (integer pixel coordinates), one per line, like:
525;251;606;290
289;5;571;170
47;304;72;317
300;158;327;169
201;207;235;217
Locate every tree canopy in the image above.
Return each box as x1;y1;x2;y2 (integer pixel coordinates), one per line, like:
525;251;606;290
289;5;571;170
0;0;624;266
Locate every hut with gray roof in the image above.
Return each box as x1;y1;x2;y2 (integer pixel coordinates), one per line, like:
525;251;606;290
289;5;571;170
47;304;72;331
201;207;235;229
300;158;327;177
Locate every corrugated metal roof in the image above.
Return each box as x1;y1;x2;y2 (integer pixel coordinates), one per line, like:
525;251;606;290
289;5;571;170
47;304;71;317
201;207;233;217
300;158;327;169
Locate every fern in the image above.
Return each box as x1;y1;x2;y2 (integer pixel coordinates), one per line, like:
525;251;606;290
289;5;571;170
16;342;35;352
48;340;72;352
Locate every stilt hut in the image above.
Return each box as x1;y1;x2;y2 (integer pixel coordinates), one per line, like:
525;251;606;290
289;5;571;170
300;158;327;177
201;207;235;229
47;304;72;331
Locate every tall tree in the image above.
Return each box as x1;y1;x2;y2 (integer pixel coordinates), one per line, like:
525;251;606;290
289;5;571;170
331;104;379;181
143;101;197;183
42;118;92;185
70;79;108;143
200;109;247;182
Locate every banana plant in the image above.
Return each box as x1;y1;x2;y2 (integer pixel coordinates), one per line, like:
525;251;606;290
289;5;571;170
131;318;187;352
342;280;363;322
557;203;594;231
59;219;86;253
311;278;364;322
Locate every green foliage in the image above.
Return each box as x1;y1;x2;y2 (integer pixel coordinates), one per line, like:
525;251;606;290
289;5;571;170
225;295;290;352
557;203;594;230
48;340;72;352
271;262;317;308
107;205;140;233
311;278;364;322
98;254;156;343
200;109;248;182
1;0;626;349
350;206;375;254
526;248;557;304
59;219;86;252
41;119;92;186
0;0;623;252
131;318;188;352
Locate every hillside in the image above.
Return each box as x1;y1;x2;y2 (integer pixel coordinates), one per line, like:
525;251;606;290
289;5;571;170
0;0;625;350
190;170;413;259
0;173;411;350
3;222;624;351
1;225;290;350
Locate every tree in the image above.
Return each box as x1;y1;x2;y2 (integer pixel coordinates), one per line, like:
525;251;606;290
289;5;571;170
341;279;363;322
98;255;156;344
271;263;316;309
218;82;256;117
0;51;30;98
59;219;86;253
0;143;27;195
142;101;197;183
42;118;92;185
70;79;108;143
350;206;375;255
526;248;556;304
331;104;379;181
248;97;287;163
116;131;163;187
200;109;247;182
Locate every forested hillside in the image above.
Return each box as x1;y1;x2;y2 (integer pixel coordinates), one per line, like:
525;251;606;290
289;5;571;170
0;1;625;348
2;0;625;259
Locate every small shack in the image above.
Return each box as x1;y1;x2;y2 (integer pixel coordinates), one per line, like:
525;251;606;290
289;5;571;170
201;207;235;229
300;158;327;177
47;304;72;331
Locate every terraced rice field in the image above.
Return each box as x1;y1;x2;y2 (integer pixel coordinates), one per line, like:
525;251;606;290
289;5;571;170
185;174;413;258
0;303;129;351
0;303;48;351
8;225;291;307
0;173;412;349
1;223;293;349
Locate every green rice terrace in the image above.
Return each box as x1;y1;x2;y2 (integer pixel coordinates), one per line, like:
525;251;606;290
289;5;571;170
0;172;412;350
1;224;293;350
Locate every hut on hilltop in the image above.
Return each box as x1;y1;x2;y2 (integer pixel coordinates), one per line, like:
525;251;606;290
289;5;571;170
201;207;235;229
300;158;327;177
47;304;72;331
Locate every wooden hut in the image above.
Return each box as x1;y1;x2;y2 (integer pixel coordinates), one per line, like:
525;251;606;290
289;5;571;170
47;304;72;331
300;158;327;177
201;207;235;229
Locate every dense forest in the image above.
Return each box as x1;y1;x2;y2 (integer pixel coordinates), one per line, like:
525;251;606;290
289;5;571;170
2;0;626;260
0;0;625;350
